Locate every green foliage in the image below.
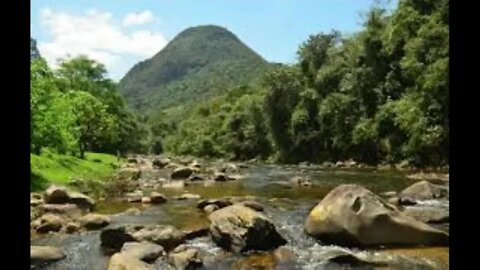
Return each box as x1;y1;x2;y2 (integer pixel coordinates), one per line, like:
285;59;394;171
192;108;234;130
157;0;448;167
119;25;272;113
31;151;121;191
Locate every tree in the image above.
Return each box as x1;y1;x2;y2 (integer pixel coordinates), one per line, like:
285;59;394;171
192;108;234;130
64;91;116;159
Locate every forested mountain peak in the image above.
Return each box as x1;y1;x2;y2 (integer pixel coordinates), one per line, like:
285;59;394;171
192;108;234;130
119;25;270;112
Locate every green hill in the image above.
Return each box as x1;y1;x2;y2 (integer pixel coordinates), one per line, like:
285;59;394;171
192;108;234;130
119;25;271;113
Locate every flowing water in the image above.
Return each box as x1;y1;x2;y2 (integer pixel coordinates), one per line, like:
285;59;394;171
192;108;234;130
31;163;449;270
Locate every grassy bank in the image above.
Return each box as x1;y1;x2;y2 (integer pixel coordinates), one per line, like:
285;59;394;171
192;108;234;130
31;151;122;191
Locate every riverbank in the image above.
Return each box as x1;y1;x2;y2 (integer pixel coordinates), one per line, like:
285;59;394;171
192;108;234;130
31;151;123;191
31;155;449;269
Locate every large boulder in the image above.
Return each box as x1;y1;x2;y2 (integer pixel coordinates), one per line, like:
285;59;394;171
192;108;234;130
43;185;95;211
31;246;66;266
208;204;286;252
107;253;154;270
304;184;449;247
399;181;448;201
121;242;164;263
171;167;194;179
80;213;111;230
101;224;185;252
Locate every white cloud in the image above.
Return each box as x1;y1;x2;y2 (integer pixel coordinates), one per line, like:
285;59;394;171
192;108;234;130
37;8;167;79
123;10;155;26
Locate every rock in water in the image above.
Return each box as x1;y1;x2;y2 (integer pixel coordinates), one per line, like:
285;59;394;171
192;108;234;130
403;207;449;224
35;214;66;233
107;253;154;270
149;192;167;204
43;185;95;211
399;181;448;201
208;204;286;252
169;245;203;270
80;213;111;230
121;242;164;263
31;246;66;266
304;184;449;247
101;224;186;252
171;167;194;179
289;176;312;187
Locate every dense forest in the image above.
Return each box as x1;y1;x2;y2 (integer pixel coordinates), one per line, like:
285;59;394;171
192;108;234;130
31;0;448;169
154;0;449;167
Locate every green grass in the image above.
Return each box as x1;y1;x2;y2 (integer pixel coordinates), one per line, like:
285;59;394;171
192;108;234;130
31;151;122;190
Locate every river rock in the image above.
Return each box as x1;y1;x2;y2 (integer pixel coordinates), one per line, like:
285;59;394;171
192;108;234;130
44;185;95;211
403;207;449;224
132;225;186;250
169;245;203;270
128;158;138;163
203;204;219;214
183;226;209;240
290;176;312;187
101;224;186;252
304;184;449;247
407;172;449;183
208;204;287;252
188;174;204;182
35;214;66;233
238;201;264;212
121;242;164;263
80;213;111;230
39;204;83;219
171;167;194;179
321;249;384;267
65;222;80;233
31;246;66;266
150;192;167;204
273;246;297;265
107;253;154;270
213;172;229;182
399;181;448;201
380;191;397;197
197;198;233;210
153;158;170;169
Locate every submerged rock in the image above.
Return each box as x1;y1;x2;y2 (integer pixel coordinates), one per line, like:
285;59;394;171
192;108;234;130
305;184;449;247
31;246;66;266
208;204;287;252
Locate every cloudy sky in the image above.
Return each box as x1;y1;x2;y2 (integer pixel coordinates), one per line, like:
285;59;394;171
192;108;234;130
31;0;397;81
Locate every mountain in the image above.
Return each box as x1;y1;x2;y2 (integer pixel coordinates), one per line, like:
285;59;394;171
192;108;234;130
119;25;271;113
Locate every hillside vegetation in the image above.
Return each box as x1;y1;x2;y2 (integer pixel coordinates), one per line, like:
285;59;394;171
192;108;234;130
158;0;449;167
119;25;271;113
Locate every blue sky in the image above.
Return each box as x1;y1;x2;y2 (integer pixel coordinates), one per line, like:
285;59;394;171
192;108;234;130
31;0;397;81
